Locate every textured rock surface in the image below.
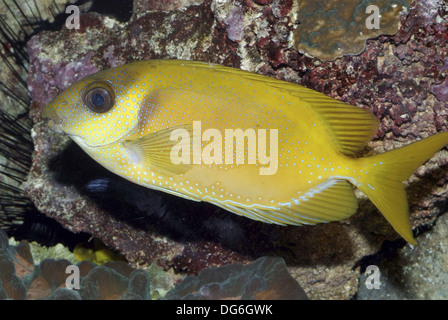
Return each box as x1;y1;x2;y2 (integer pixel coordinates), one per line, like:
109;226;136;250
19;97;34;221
356;211;448;299
23;0;448;300
292;0;413;61
165;256;308;300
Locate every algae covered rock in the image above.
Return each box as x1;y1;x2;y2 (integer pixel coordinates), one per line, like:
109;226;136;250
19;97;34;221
292;0;413;61
356;211;448;300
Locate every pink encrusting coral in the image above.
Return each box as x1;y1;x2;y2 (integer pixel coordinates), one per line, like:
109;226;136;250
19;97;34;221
432;57;448;102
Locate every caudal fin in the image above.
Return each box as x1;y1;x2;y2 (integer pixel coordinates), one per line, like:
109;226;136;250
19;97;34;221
358;131;448;244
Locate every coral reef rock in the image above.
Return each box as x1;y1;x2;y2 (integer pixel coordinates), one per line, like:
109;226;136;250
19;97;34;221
0;229;153;300
292;0;413;61
356;211;448;300
165;256;308;300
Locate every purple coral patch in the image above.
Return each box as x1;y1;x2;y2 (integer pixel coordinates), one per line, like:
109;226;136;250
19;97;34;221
226;6;245;42
432;79;448;102
48;53;98;91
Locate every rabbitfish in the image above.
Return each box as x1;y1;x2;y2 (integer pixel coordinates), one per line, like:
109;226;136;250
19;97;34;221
43;59;448;244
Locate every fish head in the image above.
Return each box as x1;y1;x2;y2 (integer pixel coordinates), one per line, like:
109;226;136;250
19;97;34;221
43;66;143;147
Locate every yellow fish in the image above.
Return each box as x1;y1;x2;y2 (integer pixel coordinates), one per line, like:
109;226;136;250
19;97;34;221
43;59;448;245
74;238;126;265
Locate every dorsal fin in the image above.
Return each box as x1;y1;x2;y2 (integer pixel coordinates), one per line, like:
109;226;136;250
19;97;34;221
238;72;380;155
154;60;380;155
179;60;379;155
293;89;380;155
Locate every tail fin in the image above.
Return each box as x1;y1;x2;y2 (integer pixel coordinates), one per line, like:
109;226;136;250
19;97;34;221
358;131;448;244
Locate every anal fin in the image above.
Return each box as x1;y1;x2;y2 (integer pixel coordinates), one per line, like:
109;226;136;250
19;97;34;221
213;179;358;226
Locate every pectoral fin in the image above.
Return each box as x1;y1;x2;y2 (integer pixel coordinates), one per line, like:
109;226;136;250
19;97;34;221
124;124;193;175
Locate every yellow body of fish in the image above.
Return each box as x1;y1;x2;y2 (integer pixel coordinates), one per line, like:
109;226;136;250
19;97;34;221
74;238;125;265
44;59;448;244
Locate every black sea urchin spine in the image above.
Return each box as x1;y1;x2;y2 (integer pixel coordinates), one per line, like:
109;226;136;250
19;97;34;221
0;1;92;248
0;0;40;233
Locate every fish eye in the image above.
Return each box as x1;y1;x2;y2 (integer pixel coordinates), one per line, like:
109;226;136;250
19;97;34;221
82;83;115;113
